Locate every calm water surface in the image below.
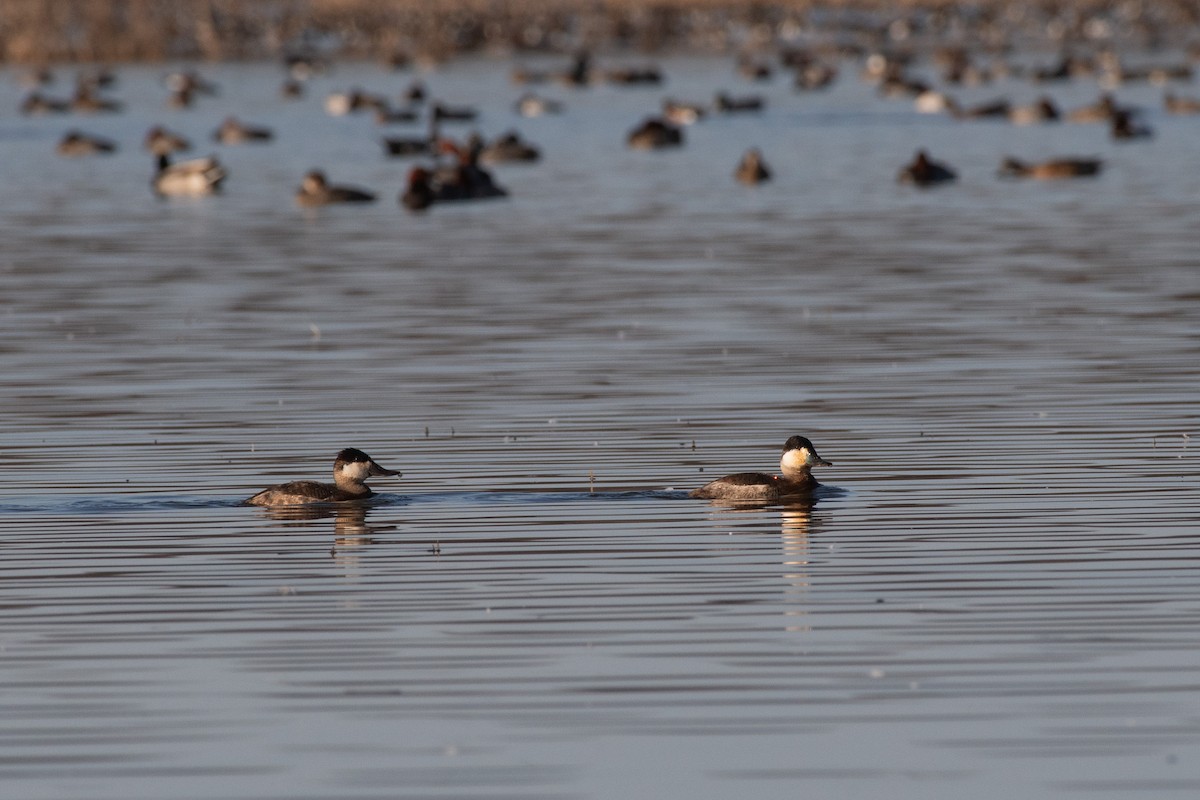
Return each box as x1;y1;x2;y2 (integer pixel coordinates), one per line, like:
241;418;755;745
2;56;1200;799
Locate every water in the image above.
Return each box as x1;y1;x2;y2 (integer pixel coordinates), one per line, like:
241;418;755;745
3;55;1200;799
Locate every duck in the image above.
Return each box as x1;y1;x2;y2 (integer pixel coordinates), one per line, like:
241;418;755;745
20;91;69;115
477;131;541;164
1111;109;1153;140
662;99;707;125
295;170;376;206
69;83;122;114
1008;96;1060;125
244;448;401;506
951;97;1010;120
152;153;227;197
604;65;662;86
165;70;218;97
690;436;832;502
213;116;273;144
897;150;957;186
514;92;564;117
143;125;191;156
400;167;437;211
399;140;509;210
1164;91;1200;114
374;103;420;124
794;63;837;91
998;157;1102;179
734;148;771;185
431;101;478;123
56;130;117;157
382;135;434;157
1066;93;1119;123
626;117;683;149
713;91;764;113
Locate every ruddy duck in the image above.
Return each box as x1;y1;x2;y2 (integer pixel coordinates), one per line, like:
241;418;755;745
244;448;401;506
690;436;832;502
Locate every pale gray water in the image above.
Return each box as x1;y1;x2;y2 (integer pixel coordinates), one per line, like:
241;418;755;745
2;55;1200;799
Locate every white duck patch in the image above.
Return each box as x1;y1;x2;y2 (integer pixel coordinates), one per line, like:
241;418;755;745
781;447;812;473
339;460;372;482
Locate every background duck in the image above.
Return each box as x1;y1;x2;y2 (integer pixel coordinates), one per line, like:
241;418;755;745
56;130;116;157
295;170;376;206
734;148;770;185
143;125;191;156
626;117;683;149
898;150;956;186
152;153;227;197
213;116;274;144
999;157;1102;179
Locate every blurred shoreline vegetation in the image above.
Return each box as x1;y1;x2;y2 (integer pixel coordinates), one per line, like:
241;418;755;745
1;0;1197;64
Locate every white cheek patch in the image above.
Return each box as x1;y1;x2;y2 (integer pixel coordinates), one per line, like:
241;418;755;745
340;461;371;481
781;448;809;472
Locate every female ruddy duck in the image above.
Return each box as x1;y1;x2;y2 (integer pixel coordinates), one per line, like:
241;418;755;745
690;435;832;501
244;448;401;506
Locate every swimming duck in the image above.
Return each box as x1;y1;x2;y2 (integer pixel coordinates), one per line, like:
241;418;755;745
400;167;437;211
662;99;707;125
213;116;273;144
515;92;564;117
143;125;191;156
295;170;376;206
794;62;837;91
690;436;832;502
70;83;122;114
431;101;478;123
897;150;957;186
1008;96;1060;125
374;103;420;124
152;153;227;197
56;130;117;157
604;65;663;86
1164;91;1200;114
713;92;764;113
478;131;541;164
399;141;509;210
244;448;401;506
20;91;69;115
626;117;683;149
734;148;771;185
998;157;1102;179
1111;109;1153;140
1066;93;1119;123
165;70;218;97
736;55;772;81
950;97;1010;120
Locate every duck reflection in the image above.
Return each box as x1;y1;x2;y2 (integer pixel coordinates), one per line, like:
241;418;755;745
779;501;816;632
696;495;824;632
257;503;382;547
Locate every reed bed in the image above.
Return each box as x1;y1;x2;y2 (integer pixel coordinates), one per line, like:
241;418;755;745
2;0;1198;64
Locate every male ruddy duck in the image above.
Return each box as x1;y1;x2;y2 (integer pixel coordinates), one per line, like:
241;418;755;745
690;435;832;502
244;448;401;506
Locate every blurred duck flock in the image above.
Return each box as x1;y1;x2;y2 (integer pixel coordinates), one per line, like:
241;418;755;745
4;2;1200;799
